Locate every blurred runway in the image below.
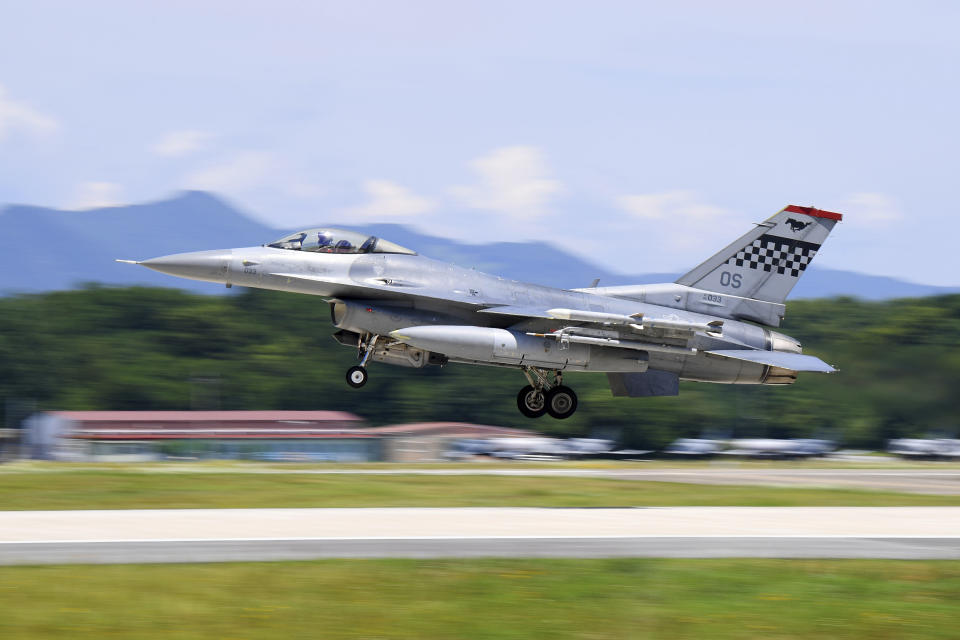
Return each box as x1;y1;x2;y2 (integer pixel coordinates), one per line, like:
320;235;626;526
1;507;959;564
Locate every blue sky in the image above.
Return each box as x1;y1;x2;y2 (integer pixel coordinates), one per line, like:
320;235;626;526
1;1;958;284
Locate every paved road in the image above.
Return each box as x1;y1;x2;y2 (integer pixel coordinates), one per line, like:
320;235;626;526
3;537;959;565
2;507;958;564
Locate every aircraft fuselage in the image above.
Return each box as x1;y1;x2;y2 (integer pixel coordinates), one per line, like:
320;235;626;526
130;204;840;419
141;246;794;383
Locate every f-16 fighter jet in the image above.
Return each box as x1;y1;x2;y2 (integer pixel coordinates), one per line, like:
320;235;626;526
122;204;840;419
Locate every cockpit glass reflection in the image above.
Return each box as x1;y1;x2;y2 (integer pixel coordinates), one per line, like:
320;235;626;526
266;228;416;255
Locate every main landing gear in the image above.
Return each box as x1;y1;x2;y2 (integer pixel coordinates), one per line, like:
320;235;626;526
346;334;378;389
517;367;578;420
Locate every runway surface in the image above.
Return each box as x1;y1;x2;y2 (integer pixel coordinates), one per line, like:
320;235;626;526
4;537;959;565
2;507;959;564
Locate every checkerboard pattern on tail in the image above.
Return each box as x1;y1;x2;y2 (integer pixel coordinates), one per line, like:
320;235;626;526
675;204;842;304
728;235;819;278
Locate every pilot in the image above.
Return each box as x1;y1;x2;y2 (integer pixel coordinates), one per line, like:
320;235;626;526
316;232;333;252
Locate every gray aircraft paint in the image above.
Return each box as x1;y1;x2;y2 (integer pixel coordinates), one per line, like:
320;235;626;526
677;205;842;304
126;204;842;416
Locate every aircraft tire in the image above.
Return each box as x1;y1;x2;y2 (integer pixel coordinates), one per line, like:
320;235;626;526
346;366;368;388
545;386;578;419
516;385;548;418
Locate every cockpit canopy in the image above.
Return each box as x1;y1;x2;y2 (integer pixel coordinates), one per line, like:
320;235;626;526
265;228;416;255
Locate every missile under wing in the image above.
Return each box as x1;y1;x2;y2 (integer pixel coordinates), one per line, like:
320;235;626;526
124;204;841;419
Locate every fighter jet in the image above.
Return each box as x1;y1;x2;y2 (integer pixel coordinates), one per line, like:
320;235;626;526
121;204;840;419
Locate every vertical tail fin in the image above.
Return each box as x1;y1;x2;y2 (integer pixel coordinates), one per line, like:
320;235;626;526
676;205;842;304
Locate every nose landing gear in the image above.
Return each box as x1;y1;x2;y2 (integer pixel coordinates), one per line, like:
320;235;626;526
517;367;578;419
346;365;368;388
346;334;379;389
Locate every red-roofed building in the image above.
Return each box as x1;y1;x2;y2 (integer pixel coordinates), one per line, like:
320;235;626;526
25;410;376;462
23;412;532;462
370;422;528;436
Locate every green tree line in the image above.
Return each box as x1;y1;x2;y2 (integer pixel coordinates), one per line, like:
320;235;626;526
1;286;958;450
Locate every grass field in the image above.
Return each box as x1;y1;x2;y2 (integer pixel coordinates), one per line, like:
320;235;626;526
5;458;954;471
3;465;959;639
0;467;959;509
1;559;958;639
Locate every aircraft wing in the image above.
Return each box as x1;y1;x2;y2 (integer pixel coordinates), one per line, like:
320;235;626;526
478;305;557;320
706;350;836;372
270;272;488;308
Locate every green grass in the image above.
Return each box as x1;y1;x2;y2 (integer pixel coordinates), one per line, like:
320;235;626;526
1;469;959;509
6;458;955;472
1;559;958;639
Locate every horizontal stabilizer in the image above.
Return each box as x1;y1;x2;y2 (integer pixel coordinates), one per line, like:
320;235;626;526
706;350;836;372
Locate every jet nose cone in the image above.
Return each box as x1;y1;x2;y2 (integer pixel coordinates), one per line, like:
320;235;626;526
140;249;233;282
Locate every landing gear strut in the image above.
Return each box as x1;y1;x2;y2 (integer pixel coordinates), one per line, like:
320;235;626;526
516;367;578;419
346;334;379;389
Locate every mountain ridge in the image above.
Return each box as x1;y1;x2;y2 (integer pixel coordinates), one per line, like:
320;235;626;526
1;191;954;299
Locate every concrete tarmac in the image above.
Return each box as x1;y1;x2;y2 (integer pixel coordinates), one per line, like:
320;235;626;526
2;507;959;564
3;537;960;565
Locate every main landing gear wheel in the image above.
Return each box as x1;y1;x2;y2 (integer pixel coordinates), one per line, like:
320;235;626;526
545;385;578;420
346;366;368;388
517;385;547;418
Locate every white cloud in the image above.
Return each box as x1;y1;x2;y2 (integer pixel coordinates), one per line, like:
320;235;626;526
66;182;124;210
835;192;903;228
450;146;562;219
0;84;58;141
151;129;214;157
616;190;728;223
614;190;742;254
177;151;334;228
185;151;275;192
343;179;436;221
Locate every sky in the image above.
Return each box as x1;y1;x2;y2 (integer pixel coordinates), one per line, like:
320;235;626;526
0;1;958;284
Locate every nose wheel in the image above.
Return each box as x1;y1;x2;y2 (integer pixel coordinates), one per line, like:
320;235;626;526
345;334;379;389
346;366;368;388
516;368;578;419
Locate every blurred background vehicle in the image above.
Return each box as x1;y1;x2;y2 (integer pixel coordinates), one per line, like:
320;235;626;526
887;438;960;461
